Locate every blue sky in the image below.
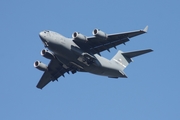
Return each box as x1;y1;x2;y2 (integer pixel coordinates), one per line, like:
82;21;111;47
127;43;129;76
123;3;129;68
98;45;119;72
1;0;180;120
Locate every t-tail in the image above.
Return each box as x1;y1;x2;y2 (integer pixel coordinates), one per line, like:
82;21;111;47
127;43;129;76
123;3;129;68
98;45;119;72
111;49;153;71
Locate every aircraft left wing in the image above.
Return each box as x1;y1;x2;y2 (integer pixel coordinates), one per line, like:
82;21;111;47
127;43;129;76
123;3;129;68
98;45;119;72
36;58;69;89
73;26;148;54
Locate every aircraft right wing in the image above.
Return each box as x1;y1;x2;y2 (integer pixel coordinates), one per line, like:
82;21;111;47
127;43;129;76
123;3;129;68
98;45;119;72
73;26;148;55
36;58;69;89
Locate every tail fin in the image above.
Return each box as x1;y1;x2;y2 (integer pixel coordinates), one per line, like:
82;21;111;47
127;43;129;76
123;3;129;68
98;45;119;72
111;49;153;70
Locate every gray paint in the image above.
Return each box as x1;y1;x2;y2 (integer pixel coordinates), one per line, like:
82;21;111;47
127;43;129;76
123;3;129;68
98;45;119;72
34;27;153;89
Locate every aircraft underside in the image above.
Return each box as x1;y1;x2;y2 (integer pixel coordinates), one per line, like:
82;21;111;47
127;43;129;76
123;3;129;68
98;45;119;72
34;26;152;89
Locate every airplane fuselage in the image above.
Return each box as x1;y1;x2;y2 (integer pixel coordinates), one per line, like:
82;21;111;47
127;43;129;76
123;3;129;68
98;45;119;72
39;30;125;78
34;26;152;89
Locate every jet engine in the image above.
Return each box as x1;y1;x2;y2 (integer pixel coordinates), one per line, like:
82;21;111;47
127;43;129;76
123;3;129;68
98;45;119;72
72;32;87;42
41;49;55;59
34;61;48;71
92;29;107;40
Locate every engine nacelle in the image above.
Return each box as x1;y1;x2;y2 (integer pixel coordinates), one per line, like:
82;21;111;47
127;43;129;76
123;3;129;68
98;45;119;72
92;29;107;40
72;32;87;42
34;61;48;71
41;49;54;59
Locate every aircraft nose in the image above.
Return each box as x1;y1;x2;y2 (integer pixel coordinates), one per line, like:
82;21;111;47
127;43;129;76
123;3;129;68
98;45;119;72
39;31;49;47
39;32;44;39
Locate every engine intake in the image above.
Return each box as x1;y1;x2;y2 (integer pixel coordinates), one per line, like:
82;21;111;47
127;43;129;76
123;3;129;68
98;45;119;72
41;49;54;59
92;29;107;40
72;32;87;42
34;61;48;71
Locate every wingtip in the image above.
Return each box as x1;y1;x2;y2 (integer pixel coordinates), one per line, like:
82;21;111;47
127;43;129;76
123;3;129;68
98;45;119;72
149;49;153;52
144;49;153;53
36;85;43;89
145;49;154;53
143;26;148;32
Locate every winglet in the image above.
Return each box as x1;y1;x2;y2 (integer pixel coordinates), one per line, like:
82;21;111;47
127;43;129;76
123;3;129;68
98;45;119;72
143;26;148;32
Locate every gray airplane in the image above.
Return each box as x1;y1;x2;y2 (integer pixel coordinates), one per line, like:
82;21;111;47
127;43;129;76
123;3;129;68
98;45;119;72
34;26;153;89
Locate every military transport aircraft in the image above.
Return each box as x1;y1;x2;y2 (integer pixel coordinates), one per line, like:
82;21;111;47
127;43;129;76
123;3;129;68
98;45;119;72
34;26;153;89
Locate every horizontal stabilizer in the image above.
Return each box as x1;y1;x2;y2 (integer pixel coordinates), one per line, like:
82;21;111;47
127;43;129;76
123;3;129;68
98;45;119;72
122;49;153;58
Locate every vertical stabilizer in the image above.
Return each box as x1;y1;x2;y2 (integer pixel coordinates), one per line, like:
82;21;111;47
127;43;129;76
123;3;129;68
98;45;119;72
111;49;153;70
111;50;132;70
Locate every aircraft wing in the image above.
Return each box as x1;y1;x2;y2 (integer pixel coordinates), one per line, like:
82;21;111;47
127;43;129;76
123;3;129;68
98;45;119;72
36;58;69;89
73;26;148;54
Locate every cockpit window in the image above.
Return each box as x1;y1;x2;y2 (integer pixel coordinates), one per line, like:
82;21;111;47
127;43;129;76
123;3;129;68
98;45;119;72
44;30;49;33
